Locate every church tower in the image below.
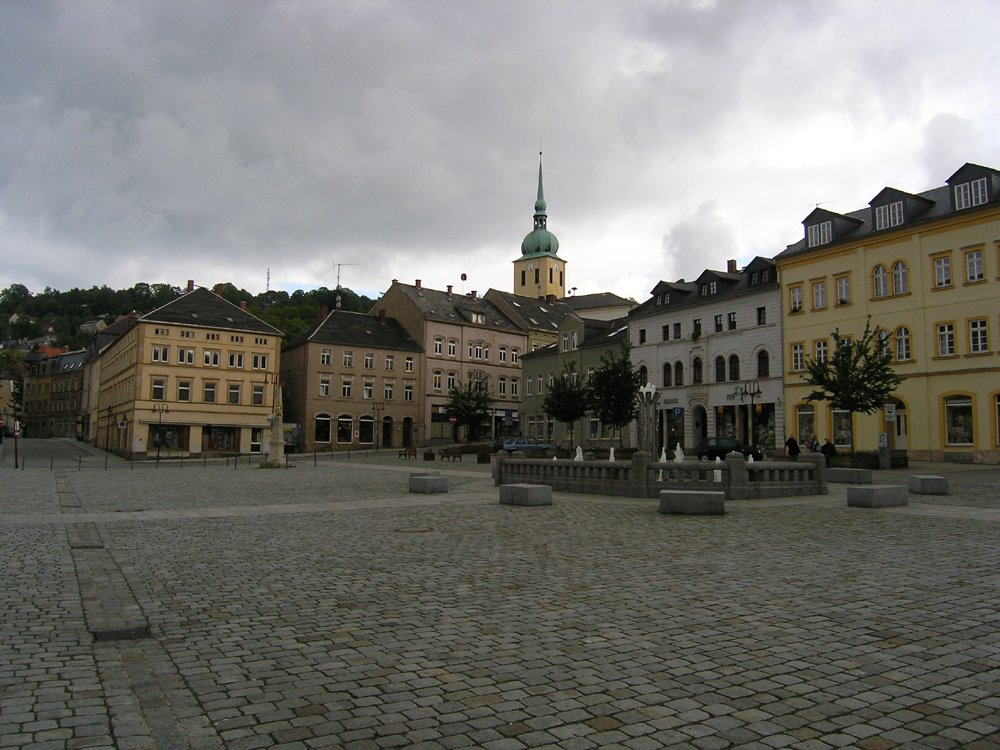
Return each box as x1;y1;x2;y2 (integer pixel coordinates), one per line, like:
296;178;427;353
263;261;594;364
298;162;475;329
513;154;566;299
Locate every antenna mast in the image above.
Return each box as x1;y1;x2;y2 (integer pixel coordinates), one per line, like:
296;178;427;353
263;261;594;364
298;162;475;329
334;261;358;309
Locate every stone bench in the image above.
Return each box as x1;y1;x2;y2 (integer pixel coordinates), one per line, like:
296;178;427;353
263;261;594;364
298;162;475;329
908;475;948;495
827;467;873;484
409;474;448;494
658;489;725;516
847;485;908;508
499;483;552;506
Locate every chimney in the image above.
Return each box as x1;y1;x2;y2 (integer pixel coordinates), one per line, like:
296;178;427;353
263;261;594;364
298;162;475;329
378;309;386;324
469;290;477;299
415;279;422;289
213;283;224;295
187;279;195;292
239;301;247;311
446;285;453;295
318;305;329;320
546;294;557;304
727;259;737;273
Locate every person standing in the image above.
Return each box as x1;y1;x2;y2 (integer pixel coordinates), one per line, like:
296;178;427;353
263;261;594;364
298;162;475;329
820;438;837;466
785;434;800;461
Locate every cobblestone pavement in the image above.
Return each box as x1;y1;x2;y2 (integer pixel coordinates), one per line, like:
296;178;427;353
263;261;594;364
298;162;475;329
1;440;999;749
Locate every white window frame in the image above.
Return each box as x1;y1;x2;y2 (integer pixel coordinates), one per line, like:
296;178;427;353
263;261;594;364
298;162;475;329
934;256;952;288
969;318;989;354
937;323;955;357
965;249;984;282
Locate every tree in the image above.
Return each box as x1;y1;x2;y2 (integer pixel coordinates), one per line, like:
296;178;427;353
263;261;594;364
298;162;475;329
542;362;591;448
589;342;641;446
803;316;902;452
442;375;494;442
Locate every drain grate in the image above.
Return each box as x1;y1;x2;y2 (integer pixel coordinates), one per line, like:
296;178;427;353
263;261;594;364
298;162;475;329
91;625;153;642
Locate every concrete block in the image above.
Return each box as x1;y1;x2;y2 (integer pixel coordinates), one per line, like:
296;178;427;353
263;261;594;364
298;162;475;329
847;485;908;508
827;467;873;484
658;489;725;515
409;475;448;494
499;483;552;506
908;475;948;495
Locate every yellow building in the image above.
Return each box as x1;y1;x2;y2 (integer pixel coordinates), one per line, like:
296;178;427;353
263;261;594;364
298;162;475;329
776;162;1000;463
97;285;283;458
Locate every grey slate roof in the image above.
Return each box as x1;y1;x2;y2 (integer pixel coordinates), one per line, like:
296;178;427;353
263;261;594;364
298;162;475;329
55;349;87;373
486;289;577;332
560;292;634;311
285;310;422;352
392;284;521;332
141;287;282;336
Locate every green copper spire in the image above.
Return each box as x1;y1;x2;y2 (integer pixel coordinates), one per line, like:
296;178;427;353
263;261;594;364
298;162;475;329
521;152;559;256
534;152;547;216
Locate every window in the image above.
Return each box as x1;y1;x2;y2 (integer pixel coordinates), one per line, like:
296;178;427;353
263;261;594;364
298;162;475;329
499;346;507;363
945;396;973;445
404;383;414;401
448;339;457;357
673;323;681;339
727;312;737;330
363;381;373;400
815;340;828;364
204;381;216;403
674;362;683;387
447;371;457;390
152;378;166;400
937;323;956;357
832;409;852;449
498;377;507;396
891;261;908;294
969;318;989;354
790;286;803;313
715;356;725;383
835;275;850;305
872;265;888;298
511;348;519;364
526;377;534;396
320;349;331;366
319;377;330;397
728;355;739;381
252;384;264;406
714;314;723;333
228;352;244;369
807;221;832;247
638;329;646;344
405;356;414;372
178;348;195;365
204;350;220;367
337;414;353;444
342;379;352;398
791;343;804;372
536;374;543;394
796;405;816;445
511;378;519;397
433;370;442;391
252;354;268;370
434;337;443;355
757;351;770;378
358;415;373;443
895;327;911;361
151;345;169;363
662;325;670;341
877;330;890;359
692;319;701;338
228;383;240;404
965;249;985;282
315;414;332;443
177;380;191;402
637;367;647;386
385;355;394;370
473;342;483;359
384;382;394;400
934;255;952;288
364;353;374;369
875;201;903;230
343;351;354;367
663;363;672;387
812;281;826;309
756;306;767;326
955;178;987;210
692;357;703;384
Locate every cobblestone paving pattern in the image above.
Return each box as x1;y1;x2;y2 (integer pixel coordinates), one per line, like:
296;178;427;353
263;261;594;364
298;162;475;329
1;449;999;749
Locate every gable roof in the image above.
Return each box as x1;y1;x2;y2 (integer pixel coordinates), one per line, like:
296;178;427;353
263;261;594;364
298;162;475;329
141;287;282;336
485;289;577;332
560;292;635;312
387;283;522;333
285;310;422;352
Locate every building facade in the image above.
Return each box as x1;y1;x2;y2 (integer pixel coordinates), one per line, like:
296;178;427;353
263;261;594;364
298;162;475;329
628;258;784;455
281;309;423;452
776;162;1000;463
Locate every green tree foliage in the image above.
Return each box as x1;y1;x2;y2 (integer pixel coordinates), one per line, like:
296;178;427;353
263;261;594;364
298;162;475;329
588;342;641;445
442;376;494;442
542;362;591;448
803;316;902;450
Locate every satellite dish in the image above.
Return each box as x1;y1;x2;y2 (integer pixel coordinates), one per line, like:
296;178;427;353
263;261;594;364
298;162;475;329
461;273;467;281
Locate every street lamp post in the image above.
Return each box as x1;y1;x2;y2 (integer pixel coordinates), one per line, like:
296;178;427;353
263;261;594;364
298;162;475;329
151;402;169;464
733;380;763;448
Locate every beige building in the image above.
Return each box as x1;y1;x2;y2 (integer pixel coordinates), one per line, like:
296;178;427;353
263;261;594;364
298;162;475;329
281;309;423;452
776;162;1000;463
96;285;283;458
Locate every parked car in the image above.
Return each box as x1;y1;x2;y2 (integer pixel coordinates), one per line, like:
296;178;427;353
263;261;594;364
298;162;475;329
493;437;556;454
695;436;763;461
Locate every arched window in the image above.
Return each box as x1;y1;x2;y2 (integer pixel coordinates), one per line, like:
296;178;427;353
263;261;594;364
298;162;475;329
674;361;684;387
873;264;888;298
639;365;648;385
895;327;911;361
337;414;353;444
757;350;770;378
729;354;740;381
358;415;375;444
892;260;908;295
662;362;672;387
715;356;726;383
877;329;890;358
315;413;332;443
692;357;703;384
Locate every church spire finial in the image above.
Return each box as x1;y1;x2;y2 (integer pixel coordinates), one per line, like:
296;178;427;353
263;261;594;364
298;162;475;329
534;151;547;221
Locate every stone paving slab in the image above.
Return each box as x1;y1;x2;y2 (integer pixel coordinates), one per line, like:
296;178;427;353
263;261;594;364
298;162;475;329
1;440;999;749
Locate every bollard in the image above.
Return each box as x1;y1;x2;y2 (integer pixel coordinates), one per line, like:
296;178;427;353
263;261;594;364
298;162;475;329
78;456;82;472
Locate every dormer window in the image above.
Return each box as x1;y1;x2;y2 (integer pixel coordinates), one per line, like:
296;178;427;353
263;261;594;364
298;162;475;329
875;201;904;230
954;177;988;210
807;221;833;248
470;312;485;325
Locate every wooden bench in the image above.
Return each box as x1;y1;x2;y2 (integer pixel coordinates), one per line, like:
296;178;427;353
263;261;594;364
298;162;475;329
398;447;417;459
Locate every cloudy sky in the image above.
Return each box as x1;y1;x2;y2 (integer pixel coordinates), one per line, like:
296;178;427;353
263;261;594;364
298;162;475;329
2;1;999;304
